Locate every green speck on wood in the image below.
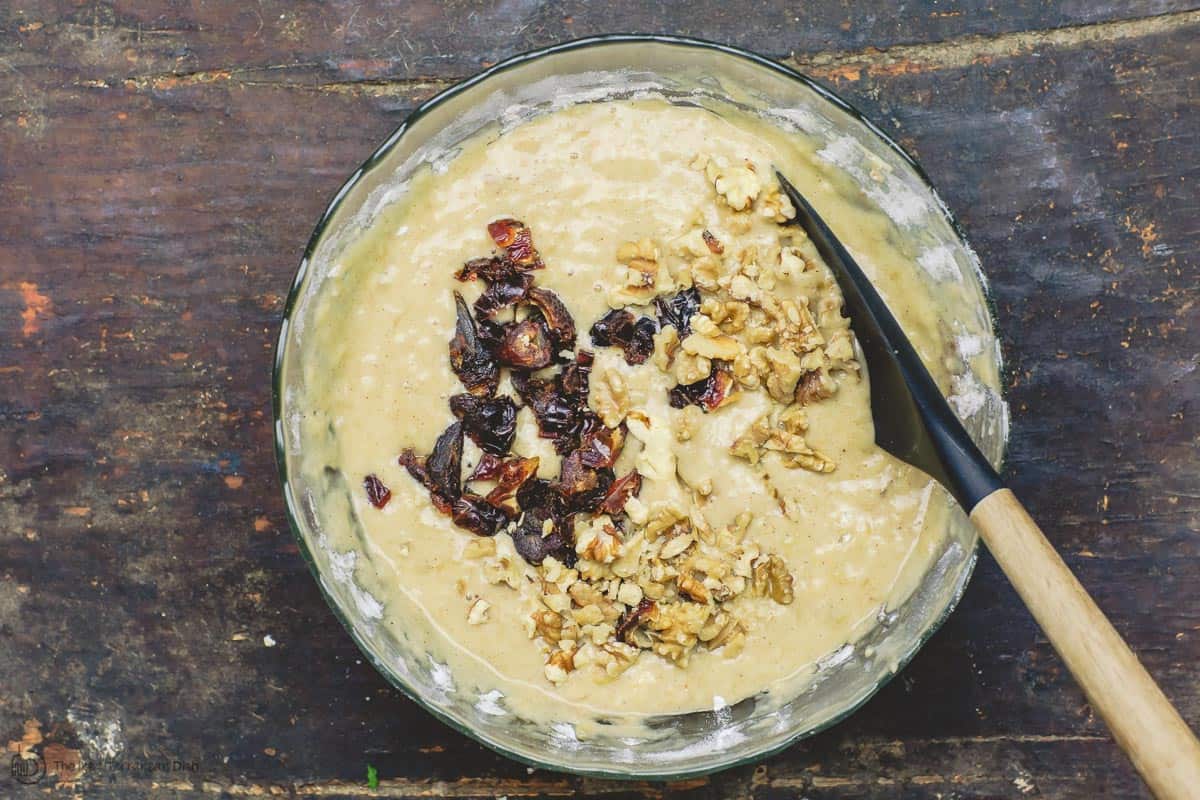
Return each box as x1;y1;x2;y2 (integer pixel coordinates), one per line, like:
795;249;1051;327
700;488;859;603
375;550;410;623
367;763;378;789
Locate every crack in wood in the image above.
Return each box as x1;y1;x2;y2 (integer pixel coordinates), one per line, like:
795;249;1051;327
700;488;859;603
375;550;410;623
788;8;1200;80
61;8;1200;98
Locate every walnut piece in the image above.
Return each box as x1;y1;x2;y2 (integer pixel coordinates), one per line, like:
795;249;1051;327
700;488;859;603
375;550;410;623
467;597;491;625
752;554;795;604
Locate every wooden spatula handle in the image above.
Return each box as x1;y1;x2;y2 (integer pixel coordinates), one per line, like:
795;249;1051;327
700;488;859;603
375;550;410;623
971;488;1200;798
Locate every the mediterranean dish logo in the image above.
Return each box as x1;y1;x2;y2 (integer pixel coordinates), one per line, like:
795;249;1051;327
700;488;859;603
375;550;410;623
10;753;46;785
9;751;199;786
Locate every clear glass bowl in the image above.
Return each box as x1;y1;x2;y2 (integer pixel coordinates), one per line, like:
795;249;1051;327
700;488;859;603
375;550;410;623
273;35;1008;779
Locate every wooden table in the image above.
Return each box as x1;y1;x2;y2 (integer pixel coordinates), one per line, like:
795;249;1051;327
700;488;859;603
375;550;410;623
2;3;1196;798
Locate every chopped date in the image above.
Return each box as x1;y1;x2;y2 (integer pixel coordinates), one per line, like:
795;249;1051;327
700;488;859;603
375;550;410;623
668;361;735;412
576;423;626;469
625;317;657;364
451;492;510;536
556;452;615;512
398;449;453;513
473;272;532;320
589;309;635;348
515;477;554;510
467;452;505;482
589;309;657;365
487;218;542;269
560;349;593;397
654;287;701;336
510;508;575;566
514;477;570;520
511;372;589;452
525;287;576;351
450;393;517;455
496;318;554;369
362;474;392;509
426;421;465;499
483;456;540;514
615;598;657;643
449;292;499;396
598;469;642;516
455;255;515;283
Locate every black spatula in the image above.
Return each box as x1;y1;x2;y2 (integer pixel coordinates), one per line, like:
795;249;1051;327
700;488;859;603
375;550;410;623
776;172;1200;800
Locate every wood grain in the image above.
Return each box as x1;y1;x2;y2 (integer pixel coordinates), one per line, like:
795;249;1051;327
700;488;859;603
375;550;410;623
0;3;1197;798
972;489;1200;798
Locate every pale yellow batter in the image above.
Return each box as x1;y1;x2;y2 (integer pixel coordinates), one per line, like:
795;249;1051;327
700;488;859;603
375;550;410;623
296;99;985;730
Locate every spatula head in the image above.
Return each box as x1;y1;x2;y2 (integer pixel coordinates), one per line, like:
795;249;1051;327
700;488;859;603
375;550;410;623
775;172;1000;511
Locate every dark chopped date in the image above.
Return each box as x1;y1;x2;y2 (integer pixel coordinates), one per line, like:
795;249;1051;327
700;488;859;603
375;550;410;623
589;309;657;365
473;271;532;320
448;292;499;396
510;508;575;566
467;452;504;482
450;393;517;455
455;255;515;283
668;361;735;412
483;456;540;514
526;287;576;351
398;450;452;513
451;492;510;536
575;423;626;469
625;317;658;364
487;218;542;269
615;598;657;643
589;309;634;348
511;371;593;453
598;469;642;516
556;453;615;511
426;421;464;498
654;287;701;336
496;318;554;369
560;349;593;397
515;478;569;520
363;474;391;509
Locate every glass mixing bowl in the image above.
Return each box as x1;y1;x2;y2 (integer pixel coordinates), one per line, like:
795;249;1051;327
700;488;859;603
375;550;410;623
273;34;1008;779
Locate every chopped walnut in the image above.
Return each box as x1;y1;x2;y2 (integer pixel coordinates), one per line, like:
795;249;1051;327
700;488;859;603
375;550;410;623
464;538;497;559
673;349;712;386
677;574;711;604
544;647;576;683
608;238;664;306
652;326;680;371
617;238;659;264
589;362;629;427
778;246;806;279
760;184;797;223
575;516;623;564
531;609;564;643
785;450;837;473
675;404;703;443
762;347;804;403
795;368;836;405
752;554;795;604
681;331;741;361
702;156;761;211
730;410;837;472
467;597;491;625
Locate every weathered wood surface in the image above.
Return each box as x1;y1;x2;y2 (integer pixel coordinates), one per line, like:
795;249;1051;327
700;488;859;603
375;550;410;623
1;3;1197;798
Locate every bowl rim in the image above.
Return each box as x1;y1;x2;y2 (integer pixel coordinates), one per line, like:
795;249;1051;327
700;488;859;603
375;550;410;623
272;32;1001;781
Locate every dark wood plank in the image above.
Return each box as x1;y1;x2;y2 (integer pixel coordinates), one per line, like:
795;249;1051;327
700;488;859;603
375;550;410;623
1;1;1196;87
1;4;1197;798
